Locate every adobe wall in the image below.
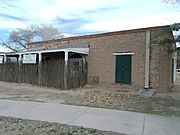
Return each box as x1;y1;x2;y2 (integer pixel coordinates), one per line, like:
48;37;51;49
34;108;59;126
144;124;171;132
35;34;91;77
87;32;146;90
28;31;146;90
159;47;173;91
149;30;175;91
27;27;174;92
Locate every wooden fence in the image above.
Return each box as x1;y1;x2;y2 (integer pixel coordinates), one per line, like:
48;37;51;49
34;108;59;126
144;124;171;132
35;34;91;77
0;59;87;89
41;60;65;89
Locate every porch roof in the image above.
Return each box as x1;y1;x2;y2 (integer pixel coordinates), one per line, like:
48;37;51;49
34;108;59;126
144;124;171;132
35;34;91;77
1;47;89;56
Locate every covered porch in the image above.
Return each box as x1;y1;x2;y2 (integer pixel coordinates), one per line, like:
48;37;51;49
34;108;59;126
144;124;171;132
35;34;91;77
0;47;89;89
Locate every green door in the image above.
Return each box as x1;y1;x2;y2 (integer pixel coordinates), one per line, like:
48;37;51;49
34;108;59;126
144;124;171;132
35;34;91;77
115;55;132;84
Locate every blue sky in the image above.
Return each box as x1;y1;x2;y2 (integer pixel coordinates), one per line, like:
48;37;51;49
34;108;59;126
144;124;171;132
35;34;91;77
0;0;180;51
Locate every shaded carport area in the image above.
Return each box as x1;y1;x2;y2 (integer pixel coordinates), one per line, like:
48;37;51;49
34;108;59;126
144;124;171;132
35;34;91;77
37;47;89;89
0;47;89;89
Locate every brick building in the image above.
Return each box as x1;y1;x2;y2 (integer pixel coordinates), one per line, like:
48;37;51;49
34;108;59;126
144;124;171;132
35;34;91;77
25;25;176;92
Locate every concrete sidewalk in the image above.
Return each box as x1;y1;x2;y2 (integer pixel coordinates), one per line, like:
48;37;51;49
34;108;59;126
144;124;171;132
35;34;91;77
0;99;180;135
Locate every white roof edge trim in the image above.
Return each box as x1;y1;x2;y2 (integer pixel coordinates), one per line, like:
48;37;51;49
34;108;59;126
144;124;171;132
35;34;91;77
113;52;135;56
68;48;89;54
6;47;89;55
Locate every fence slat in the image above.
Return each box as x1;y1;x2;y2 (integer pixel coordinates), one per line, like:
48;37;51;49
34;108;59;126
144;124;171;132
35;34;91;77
0;59;87;89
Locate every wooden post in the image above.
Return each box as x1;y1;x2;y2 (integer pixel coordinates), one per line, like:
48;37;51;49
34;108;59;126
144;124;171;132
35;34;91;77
82;58;87;85
3;54;6;63
64;50;68;89
38;53;42;86
3;54;7;81
18;54;22;83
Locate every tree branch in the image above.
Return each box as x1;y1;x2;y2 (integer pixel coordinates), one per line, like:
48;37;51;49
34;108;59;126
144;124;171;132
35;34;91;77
164;0;180;4
1;41;18;52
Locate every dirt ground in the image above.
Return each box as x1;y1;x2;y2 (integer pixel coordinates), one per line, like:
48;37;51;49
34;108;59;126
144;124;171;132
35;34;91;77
0;116;122;135
0;74;180;134
0;73;180;117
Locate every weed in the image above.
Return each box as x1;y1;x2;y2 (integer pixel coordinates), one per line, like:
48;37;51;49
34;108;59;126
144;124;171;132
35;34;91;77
91;129;97;134
60;132;72;135
18;126;24;131
38;123;49;129
67;132;73;135
80;127;86;133
0;117;3;121
60;133;66;135
72;130;78;133
49;129;57;133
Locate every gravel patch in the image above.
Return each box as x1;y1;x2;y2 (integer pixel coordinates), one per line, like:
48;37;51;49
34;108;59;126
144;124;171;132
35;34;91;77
0;116;124;135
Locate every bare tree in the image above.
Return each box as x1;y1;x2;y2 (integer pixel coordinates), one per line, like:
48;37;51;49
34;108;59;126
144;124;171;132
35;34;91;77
4;24;64;52
164;0;180;4
0;40;18;52
164;0;180;39
8;28;34;49
39;24;64;40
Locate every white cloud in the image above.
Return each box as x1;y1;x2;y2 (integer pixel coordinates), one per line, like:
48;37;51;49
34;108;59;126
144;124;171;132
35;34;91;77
0;0;179;37
0;21;27;29
79;8;180;32
0;46;10;52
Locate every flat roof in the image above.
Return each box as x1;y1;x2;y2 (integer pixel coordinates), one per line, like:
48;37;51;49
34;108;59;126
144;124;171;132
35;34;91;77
28;25;169;46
